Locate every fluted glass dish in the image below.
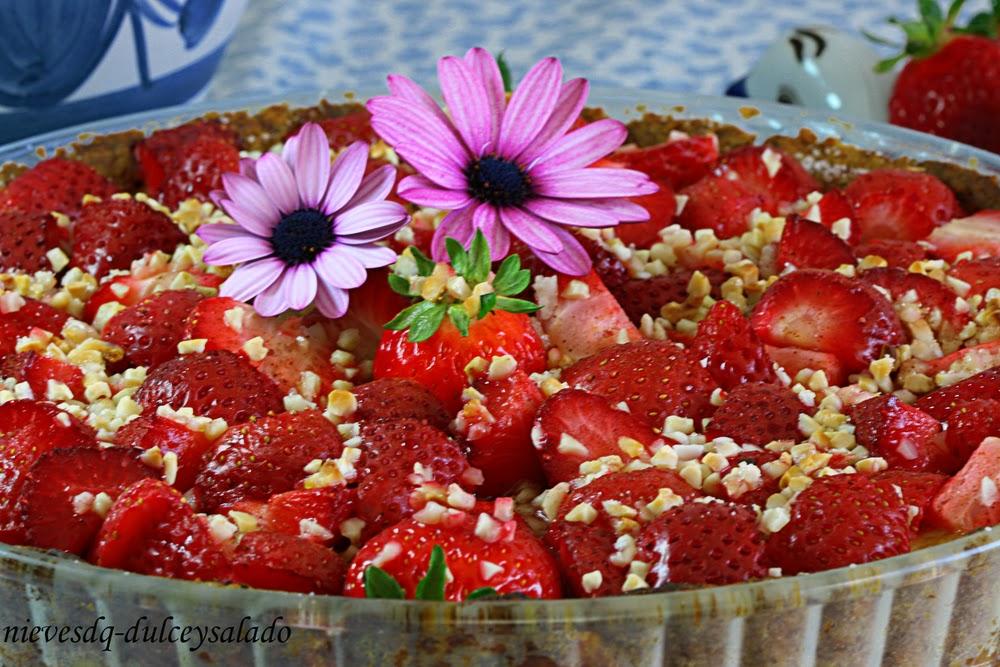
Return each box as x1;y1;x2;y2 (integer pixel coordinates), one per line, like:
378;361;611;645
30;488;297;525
1;90;998;667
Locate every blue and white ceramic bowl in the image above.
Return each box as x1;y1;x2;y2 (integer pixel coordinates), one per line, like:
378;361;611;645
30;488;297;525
0;0;247;144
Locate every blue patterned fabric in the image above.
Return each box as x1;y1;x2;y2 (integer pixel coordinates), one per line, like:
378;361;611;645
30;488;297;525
208;0;913;99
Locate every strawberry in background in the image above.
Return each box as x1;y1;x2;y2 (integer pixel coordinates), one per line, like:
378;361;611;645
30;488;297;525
872;0;1000;153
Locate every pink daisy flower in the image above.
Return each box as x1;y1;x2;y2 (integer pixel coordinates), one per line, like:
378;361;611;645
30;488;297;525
197;123;408;318
367;48;657;275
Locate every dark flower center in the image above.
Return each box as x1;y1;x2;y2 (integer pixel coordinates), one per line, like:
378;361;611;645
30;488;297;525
465;155;531;207
270;208;335;265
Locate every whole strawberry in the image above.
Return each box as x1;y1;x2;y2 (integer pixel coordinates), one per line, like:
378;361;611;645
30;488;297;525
877;1;1000;153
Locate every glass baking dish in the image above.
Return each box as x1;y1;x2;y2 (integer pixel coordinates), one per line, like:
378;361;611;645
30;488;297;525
0;89;998;667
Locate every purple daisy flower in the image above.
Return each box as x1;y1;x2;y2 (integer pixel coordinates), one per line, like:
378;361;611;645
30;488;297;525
197;123;409;318
366;48;657;275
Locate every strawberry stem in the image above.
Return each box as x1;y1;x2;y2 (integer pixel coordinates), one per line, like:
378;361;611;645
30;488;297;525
870;0;999;71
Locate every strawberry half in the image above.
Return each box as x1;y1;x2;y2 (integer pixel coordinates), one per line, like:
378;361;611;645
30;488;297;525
0;297;69;356
916;367;1000;421
193;410;344;513
676;174;766;239
231;532;345;595
705;383;806;446
929;437;1000;534
775;215;854;271
612;134;719;190
159;137;240;209
533;389;664;485
860;267;969;341
637;501;767;586
20;447;156;555
716;449;782;508
102;289;205;370
765;473;911;574
848;395;951;473
0;210;66;273
0;158;116;217
91;478;229;581
0;351;85;400
612;267;726;327
135;120;238;196
694;299;777;390
135;349;285;424
230;485;357;546
114;413;216;491
804;190;858;245
941;399;1000;467
716;146;819;214
751;269;905;374
950;257;1000;297
927;211;1000;262
352;377;450;430
853;239;928;269
764;345;847;386
870;469;948;533
614;186;677;248
563;339;718;427
843;169;960;243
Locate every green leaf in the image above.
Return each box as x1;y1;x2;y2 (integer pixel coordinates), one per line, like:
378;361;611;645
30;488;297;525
446;237;469;275
448;303;471;337
414;545;448;601
960;11;999;36
477;291;497;319
496;51;513;93
466;230;492;285
384;299;439;331
918;0;943;26
364;566;405;599
945;0;966;23
874;53;908;73
861;29;902;47
388;273;413;297
465;587;499;600
492;254;531;296
495;296;541;314
410;247;436;276
407;302;448;342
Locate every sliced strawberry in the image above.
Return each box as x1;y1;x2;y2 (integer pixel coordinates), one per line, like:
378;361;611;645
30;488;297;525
706;383;806;446
775;215;855;271
804;190;859;245
135;349;285;424
716;449;782;507
0;210;66;273
231;486;357;545
568;234;630;292
694;300;776;390
676;174;766;239
135;120;238;196
916;367;1000;420
83;261;222;323
765;473;911;574
545;468;700;597
159;137;240;209
352;377;450;429
344;504;562;600
186;296;343;397
0;158;116;217
941;399;1000;467
926;210;1000;262
751;269;905;373
612;134;719;189
765;345;847;386
230;532;344;594
0;297;69;356
615;186;677;248
193;410;344;513
114;414;216;491
533;389;663;485
563;339;718;427
870;470;948;533
848;395;951;473
72;198;188;278
0;351;85;400
91;478;229;581
612;267;727;327
899;339;1000;382
928;437;1000;533
0;401;96;543
102;289;205;370
950;257;1000;297
854;239;928;269
844;169;961;242
355;418;476;537
860;267;969;341
717;146;819;213
637;501;767;586
20;447;155;555
457;366;545;496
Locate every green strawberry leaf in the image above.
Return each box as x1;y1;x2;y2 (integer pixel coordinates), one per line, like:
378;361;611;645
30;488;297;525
446;237;470;276
414;545;448;601
960;11;999;37
492;254;531;296
448;303;471;337
467;230;492;285
465;587;500;600
407;302;448;342
496;52;513;93
384;299;439;331
364;566;405;599
945;0;966;23
919;0;944;27
388;273;413;297
410;247;436;276
495;296;541;314
478;291;497;319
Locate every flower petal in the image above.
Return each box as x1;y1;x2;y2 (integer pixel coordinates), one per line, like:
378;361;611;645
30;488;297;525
253;271;291;317
314;281;349;319
313;244;368;289
531;225;591;276
386;74;452;126
345;164;397;209
578;197;652;222
431;206;476;261
239;157;257;180
464;47;505;149
321;141;369;215
350;244;398;268
197;222;248;244
283;263;318;312
499;207;564;254
255;152;300;214
335;200;409;239
282;133;300;165
294;123;331;208
393;142;469;191
523;197;620;228
529;119;628;176
439;55;492;156
519;78;589;163
221;172;281;235
367;96;469;172
203;236;274;265
473;203;510;259
397;175;473;209
533;168;657;199
220;258;286;303
497;57;562;160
